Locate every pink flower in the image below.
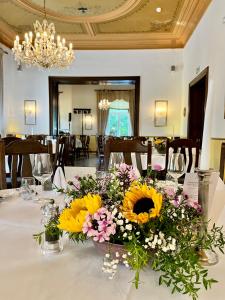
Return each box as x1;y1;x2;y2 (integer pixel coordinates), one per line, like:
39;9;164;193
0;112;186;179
82;208;116;242
152;164;163;171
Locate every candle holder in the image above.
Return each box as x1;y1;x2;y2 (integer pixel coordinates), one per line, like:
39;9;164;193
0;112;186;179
197;169;218;266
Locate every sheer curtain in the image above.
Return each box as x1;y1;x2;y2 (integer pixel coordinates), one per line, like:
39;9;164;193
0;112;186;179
0;50;3;137
96;90;135;135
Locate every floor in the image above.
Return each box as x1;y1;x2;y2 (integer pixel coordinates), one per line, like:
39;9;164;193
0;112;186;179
73;152;99;168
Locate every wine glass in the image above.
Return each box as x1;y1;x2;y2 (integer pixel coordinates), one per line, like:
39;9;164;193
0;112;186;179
167;153;185;188
108;152;124;169
32;154;53;190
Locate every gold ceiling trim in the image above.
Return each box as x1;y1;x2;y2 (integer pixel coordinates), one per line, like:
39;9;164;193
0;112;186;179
0;0;212;50
13;0;143;23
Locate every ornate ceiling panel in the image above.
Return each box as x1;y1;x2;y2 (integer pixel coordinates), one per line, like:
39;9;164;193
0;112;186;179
95;0;183;34
0;0;212;49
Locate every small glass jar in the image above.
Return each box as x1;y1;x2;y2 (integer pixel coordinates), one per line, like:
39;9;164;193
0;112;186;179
41;199;63;255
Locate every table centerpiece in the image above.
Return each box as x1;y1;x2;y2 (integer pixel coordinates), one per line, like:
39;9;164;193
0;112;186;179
36;164;225;300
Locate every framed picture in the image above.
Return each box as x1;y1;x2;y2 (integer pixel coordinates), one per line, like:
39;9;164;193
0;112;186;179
24;100;36;125
154;100;168;127
85;114;92;130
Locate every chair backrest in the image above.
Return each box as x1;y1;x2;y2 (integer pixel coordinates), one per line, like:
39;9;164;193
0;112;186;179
1;136;21;145
26;134;46;144
220;143;225;182
165;138;200;173
97;135;105;155
53;136;68;174
104;139;151;172
86;136;90;147
0;139;52;189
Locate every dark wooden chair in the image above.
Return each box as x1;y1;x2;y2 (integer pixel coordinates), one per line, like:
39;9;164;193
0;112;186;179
53;136;68;174
79;135;90;158
97;135;105;170
220;143;225;182
26;134;46;144
165;138;200;174
0;139;52;189
66;135;76;165
104;139;152;173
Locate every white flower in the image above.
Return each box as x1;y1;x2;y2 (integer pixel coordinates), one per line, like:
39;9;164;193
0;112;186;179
157;239;162;245
105;253;110;258
125;224;132;231
118;212;123;219
122;254;127;259
172;238;176;245
123;260;128;265
125;219;129;224
115;252;120;258
117;220;124;226
112;208;118;215
136;232;140;236
173;213;177;217
128;252;131;256
145;238;150;243
128;236;132;240
144;245;148;249
120;226;125;232
162;247;168;252
112;265;118;270
123;232;127;238
169;244;176;251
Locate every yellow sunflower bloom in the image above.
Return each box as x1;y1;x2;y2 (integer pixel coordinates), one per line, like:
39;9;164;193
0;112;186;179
58;194;102;233
122;184;163;224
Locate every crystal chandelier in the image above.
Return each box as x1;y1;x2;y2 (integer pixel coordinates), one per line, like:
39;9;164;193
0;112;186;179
12;0;74;69
98;99;111;110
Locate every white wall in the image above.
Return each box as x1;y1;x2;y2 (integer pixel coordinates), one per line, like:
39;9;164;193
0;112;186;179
58;85;72;132
2;48;183;136
182;0;225;139
71;85;98;135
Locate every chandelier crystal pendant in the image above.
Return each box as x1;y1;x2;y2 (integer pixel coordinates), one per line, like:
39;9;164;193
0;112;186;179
98;99;111;110
12;0;74;69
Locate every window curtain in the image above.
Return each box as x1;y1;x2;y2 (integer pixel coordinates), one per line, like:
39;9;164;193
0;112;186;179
0;50;3;137
96;90;135;135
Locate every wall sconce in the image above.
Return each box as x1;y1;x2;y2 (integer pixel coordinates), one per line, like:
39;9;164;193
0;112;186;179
85;114;93;130
154;100;168;127
24;100;36;125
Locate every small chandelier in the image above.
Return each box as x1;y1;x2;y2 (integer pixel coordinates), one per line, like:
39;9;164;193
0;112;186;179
12;0;74;69
98;99;111;110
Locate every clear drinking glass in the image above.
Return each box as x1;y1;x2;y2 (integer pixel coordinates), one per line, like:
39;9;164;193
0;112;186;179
32;154;53;190
108;152;124;169
167;153;185;188
20;177;35;200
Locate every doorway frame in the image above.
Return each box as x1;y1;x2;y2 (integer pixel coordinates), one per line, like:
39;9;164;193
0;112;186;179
49;76;140;136
187;66;209;142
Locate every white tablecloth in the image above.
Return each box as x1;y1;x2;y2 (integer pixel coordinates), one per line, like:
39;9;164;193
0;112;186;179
1;190;225;300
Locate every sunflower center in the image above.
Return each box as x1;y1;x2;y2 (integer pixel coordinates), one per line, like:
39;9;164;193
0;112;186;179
133;198;155;214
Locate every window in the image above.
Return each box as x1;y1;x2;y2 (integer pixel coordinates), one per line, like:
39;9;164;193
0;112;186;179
105;100;132;136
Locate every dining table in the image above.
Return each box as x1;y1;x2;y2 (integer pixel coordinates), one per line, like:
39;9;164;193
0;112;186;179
1;185;225;300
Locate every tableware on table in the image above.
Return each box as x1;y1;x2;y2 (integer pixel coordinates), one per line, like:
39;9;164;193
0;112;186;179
20;177;36;201
32;154;53;190
108;152;124;169
167;153;185;188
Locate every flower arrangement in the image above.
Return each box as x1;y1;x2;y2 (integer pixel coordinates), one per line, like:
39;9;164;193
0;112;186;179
49;164;225;299
154;138;167;154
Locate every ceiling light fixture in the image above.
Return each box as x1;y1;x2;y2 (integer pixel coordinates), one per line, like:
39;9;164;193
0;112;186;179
98;99;111;110
12;0;75;69
156;7;162;13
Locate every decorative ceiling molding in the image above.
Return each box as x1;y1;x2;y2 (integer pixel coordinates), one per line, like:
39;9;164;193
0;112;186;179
0;0;212;50
13;0;143;23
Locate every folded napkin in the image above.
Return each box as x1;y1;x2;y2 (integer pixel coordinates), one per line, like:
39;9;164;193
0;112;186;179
53;167;67;190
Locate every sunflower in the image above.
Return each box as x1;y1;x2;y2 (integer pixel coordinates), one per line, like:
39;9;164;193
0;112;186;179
58;194;102;232
122;184;163;224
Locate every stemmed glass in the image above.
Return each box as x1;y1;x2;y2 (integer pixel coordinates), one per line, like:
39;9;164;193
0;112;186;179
108;152;124;169
167;153;185;188
32;154;53;190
